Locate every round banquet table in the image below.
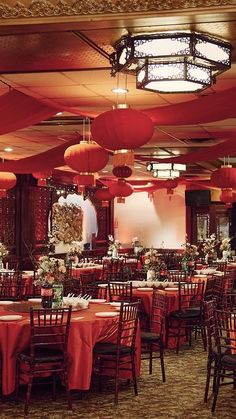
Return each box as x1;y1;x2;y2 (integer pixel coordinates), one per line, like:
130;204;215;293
0;301;140;396
71;264;103;279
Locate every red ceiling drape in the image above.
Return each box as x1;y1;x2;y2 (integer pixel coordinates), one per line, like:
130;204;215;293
1;87;236;171
0;137;81;173
0;90;59;135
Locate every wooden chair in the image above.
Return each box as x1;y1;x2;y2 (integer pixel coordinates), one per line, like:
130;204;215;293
211;310;236;412
15;306;72;415
108;282;133;303
167;270;188;282
165;281;206;353
93;301;140;404
141;291;166;382
0;271;22;300
203;300;218;403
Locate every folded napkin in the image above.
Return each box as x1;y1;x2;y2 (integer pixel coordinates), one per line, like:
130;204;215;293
63;297;89;310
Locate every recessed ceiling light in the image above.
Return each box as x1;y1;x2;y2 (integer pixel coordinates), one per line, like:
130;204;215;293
102;170;109;173
134;165;142;169
4;147;13;152
111;87;129;94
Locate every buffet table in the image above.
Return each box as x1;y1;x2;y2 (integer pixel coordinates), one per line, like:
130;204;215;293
0;301;140;395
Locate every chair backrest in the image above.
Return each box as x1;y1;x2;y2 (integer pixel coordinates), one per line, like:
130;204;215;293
204;300;217;355
168;271;188;282
77;283;101;299
214;309;236;356
150;291;166;335
103;259;124;275
80;273;96;286
117;301;140;350
0;271;22;299
216;261;228;272
29;306;72;358
108;282;133;302
212;275;225;309
224;292;236;311
178;281;205;311
204;277;215;301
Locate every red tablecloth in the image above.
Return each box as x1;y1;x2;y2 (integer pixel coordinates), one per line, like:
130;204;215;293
0;302;140;395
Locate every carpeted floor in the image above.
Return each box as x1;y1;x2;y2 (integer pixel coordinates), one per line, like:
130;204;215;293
1;339;236;419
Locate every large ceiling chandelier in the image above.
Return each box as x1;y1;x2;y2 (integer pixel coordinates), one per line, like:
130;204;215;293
110;32;232;93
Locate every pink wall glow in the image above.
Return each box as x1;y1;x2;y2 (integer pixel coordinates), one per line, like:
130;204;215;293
114;186;186;248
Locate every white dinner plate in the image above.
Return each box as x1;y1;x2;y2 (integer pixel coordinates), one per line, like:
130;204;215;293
0;315;23;321
136;287;153;291
89;299;107;304
110;302;128;307
95;312;119;318
28;298;42;303
0;301;14;305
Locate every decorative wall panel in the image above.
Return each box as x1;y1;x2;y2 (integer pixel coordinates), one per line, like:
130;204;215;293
0;190;16;248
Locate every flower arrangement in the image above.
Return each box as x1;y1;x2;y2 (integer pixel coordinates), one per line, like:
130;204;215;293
181;238;199;261
0;242;8;259
108;235;121;252
68;241;84;256
144;248;160;272
201;233;218;256
36;256;67;285
220;238;231;252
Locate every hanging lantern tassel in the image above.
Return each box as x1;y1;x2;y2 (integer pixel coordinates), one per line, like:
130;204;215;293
113;150;134;168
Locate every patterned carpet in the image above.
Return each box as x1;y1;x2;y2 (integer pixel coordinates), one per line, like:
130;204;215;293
1;339;236;419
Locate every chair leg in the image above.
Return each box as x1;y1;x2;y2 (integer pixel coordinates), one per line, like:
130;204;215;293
149;349;153;375
211;368;220;413
160;347;166;383
204;357;212;403
63;369;72;410
114;359;120;405
52;375;56;400
131;354;138;396
24;374;33;416
15;359;20;404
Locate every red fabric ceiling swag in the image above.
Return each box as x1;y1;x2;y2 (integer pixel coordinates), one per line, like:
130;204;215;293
0;137;81;173
0;90;59;135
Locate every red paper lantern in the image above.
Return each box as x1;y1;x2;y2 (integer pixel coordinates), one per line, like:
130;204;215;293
91;108;154;167
95;188;114;207
110;179;133;203
164;179;178;195
0;172;17;198
32;171;52;186
112;165;132;179
220;189;236;207
91;108;154;150
211;166;236;189
64;141;109;173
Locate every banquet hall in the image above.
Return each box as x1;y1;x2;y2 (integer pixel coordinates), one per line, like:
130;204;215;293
1;1;236;418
